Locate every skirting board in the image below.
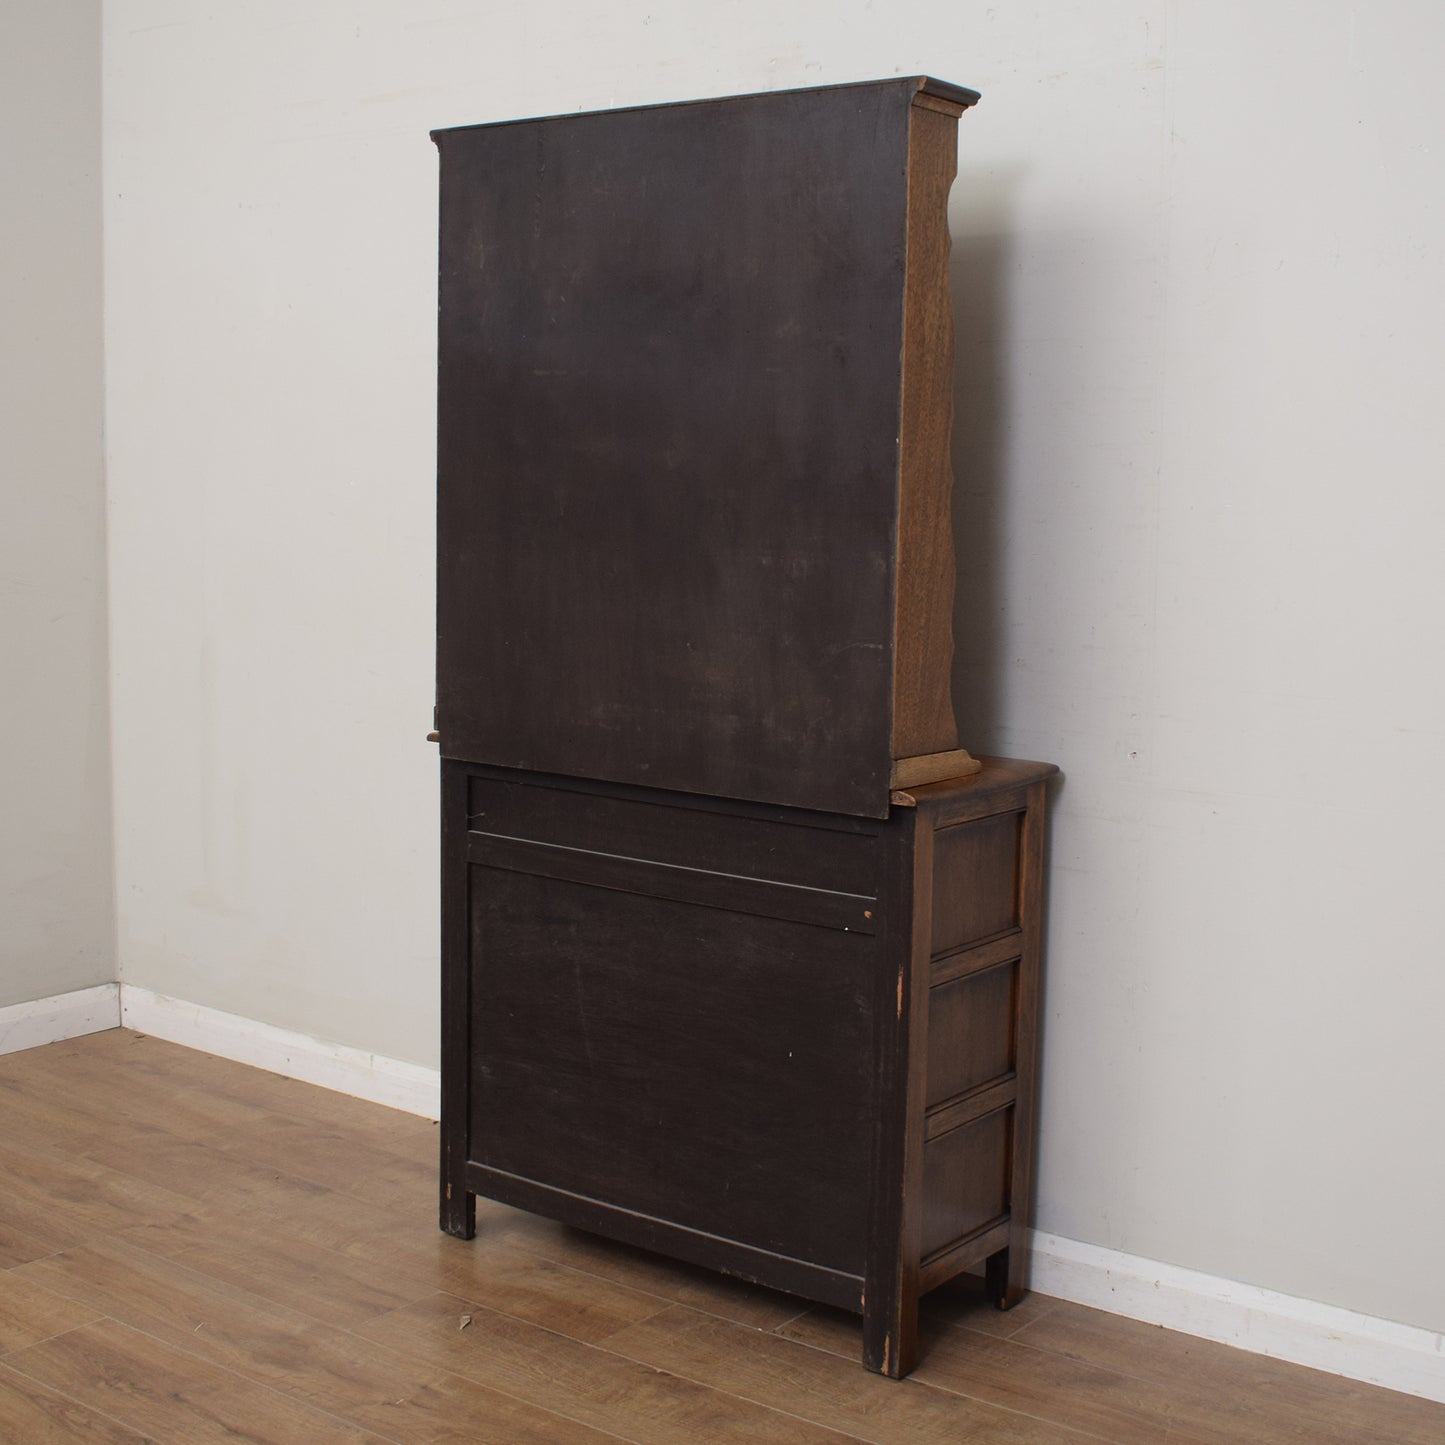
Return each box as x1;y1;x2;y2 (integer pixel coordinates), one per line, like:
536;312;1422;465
118;985;441;1120
0;983;121;1056
1030;1231;1445;1405
15;985;1440;1402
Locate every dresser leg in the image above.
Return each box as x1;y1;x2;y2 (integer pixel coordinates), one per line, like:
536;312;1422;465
985;1244;1026;1310
440;1179;476;1240
862;1290;918;1378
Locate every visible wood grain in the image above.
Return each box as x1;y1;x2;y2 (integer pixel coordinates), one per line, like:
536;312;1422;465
891;749;981;789
862;804;929;1376
926;960;1016;1106
0;1363;151;1443
446;759;1055;1376
910;758;1059;829
606;1304;1094;1443
359;1291;864;1445
0;1273;102;1355
467;830;877;933
3;1319;393;1444
1009;1303;1445;1445
782;1306;1263;1445
500;1215;817;1331
893;102;965;764
2;1030;1438;1442
920;1109;1011;1259
468;860;877;1272
929;810;1023;955
922;1271;1062;1337
992;777;1049;1309
437;80;935;819
15;1244;618;1443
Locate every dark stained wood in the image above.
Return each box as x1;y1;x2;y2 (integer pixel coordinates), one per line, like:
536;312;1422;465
930;809;1023;954
467;861;877;1271
446;756;1056;1378
926;1075;1018;1142
466;830;877;932
434;78;980;820
926;959;1017;1104
989;776;1051;1311
439;759;474;1240
2;1031;1441;1441
467;768;881;894
931;927;1023;986
920;1108;1011;1260
862;803;929;1377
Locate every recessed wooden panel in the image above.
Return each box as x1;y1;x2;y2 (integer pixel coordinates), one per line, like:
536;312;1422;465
920;1107;1011;1262
925;959;1017;1107
468;868;876;1273
929;811;1022;955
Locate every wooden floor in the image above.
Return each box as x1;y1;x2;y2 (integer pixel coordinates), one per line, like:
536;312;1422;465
0;1032;1439;1443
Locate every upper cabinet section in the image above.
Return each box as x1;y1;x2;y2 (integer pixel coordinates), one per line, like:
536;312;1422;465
434;78;979;818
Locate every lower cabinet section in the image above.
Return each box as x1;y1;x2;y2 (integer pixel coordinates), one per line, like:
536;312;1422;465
439;756;1056;1377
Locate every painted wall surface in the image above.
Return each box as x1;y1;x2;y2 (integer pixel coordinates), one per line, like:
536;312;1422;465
104;1;1445;1332
0;0;112;1009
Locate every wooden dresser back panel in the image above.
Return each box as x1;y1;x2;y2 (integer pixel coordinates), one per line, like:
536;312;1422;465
468;865;877;1271
436;80;945;818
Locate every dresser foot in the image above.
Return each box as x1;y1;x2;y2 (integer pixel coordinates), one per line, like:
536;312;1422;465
440;1183;476;1240
862;1292;918;1379
985;1245;1026;1310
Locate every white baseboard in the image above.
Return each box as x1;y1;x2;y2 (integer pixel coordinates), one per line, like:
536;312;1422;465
19;986;1440;1403
118;985;440;1120
0;983;121;1056
1030;1231;1445;1405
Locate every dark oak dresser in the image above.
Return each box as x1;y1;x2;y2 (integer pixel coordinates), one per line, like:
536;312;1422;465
432;76;1057;1378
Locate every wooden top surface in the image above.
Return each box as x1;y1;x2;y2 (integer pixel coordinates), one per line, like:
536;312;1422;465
893;756;1059;809
430;75;979;139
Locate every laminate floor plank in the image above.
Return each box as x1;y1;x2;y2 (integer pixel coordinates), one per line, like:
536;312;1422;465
603;1304;1102;1443
62;1030;425;1148
0;1362;151;1443
0;1219;66;1271
25;1036;437;1216
777;1305;1417;1445
14;1244;623;1443
4;1029;1441;1445
3;1319;398;1443
193;1225;673;1343
358;1290;866;1445
0;1133;200;1249
1008;1303;1445;1445
921;1272;1062;1339
0;1272;103;1355
117;1204;675;1344
500;1213;820;1331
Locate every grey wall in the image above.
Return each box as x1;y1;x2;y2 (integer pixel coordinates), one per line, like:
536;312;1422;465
102;0;1445;1336
0;0;112;1009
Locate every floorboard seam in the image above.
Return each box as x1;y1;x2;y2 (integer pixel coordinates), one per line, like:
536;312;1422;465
0;1354;151;1440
